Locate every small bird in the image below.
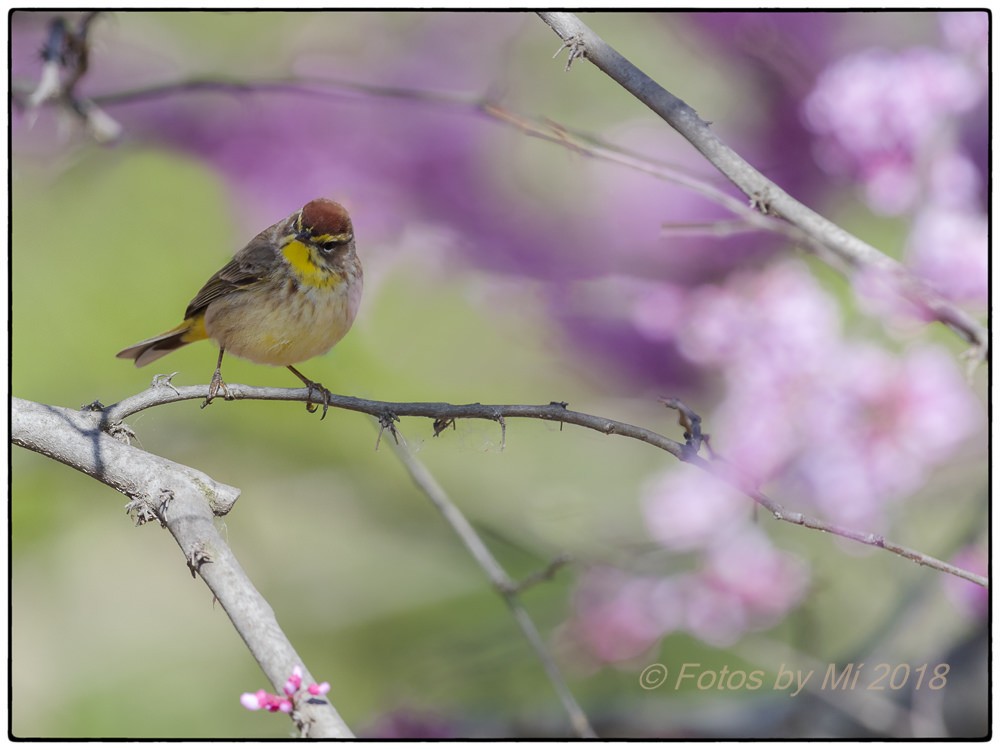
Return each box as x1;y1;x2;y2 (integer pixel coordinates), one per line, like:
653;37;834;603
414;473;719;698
117;198;363;418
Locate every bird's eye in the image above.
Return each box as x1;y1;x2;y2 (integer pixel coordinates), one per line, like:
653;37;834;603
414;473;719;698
319;240;340;253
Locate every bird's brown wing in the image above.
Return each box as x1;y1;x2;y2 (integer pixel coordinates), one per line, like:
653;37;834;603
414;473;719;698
183;233;278;319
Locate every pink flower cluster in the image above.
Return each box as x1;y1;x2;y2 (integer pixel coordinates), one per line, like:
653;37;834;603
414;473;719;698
802;12;987;308
568;259;982;661
803;47;981;215
665;262;981;528
567;524;810;660
240;666;330;714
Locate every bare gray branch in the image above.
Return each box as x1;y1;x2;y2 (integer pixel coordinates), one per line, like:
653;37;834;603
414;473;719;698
11;397;353;738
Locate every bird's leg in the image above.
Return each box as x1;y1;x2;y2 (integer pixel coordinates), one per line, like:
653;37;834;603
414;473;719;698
287;365;332;420
202;348;231;408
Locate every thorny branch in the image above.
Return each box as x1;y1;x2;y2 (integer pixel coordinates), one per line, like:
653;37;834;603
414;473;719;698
98;380;988;589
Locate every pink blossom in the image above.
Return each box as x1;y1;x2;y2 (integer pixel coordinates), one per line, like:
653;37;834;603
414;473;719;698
844;344;982;467
641;467;748;552
240;691;264;711
567;529;810;660
701;527;810;624
679;262;840;375
667;530;808;648
792;343;983;524
906;207;987;305
308;682;331;697
568;568;670;663
659;260;982;532
926;150;982;210
630;283;688;342
284;666;303;696
803;47;982;214
675;283;746;366
241;667;330;716
680;579;749;648
939;11;988;74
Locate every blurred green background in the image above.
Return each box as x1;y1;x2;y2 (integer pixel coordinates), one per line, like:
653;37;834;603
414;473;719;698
11;11;987;738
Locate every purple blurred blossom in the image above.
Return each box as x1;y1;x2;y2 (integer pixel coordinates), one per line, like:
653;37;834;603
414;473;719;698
675;263;842;487
566;567;668;663
641;466;747;552
695;527;809;644
554;288;703;390
853;201;988;327
574;276;981;657
629;281;688;342
939;11;988;74
906;207;987;305
677;262;840;373
796;343;982;523
666;262;981;527
567;526;809;659
802;47;983;215
957;99;989;212
926;150;982;210
863;346;983;462
679;576;751;648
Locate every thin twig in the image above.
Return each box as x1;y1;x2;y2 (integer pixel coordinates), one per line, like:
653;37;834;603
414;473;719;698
536;11;988;368
384;424;596;739
512;554;572;595
98;381;988;589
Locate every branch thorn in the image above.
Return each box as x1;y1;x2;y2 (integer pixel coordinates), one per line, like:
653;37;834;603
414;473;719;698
152;372;181;395
432;417;456;437
375;412;400;450
553;34;586;71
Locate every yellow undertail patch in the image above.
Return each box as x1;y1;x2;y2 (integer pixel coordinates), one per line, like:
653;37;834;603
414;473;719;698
180;315;208;343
